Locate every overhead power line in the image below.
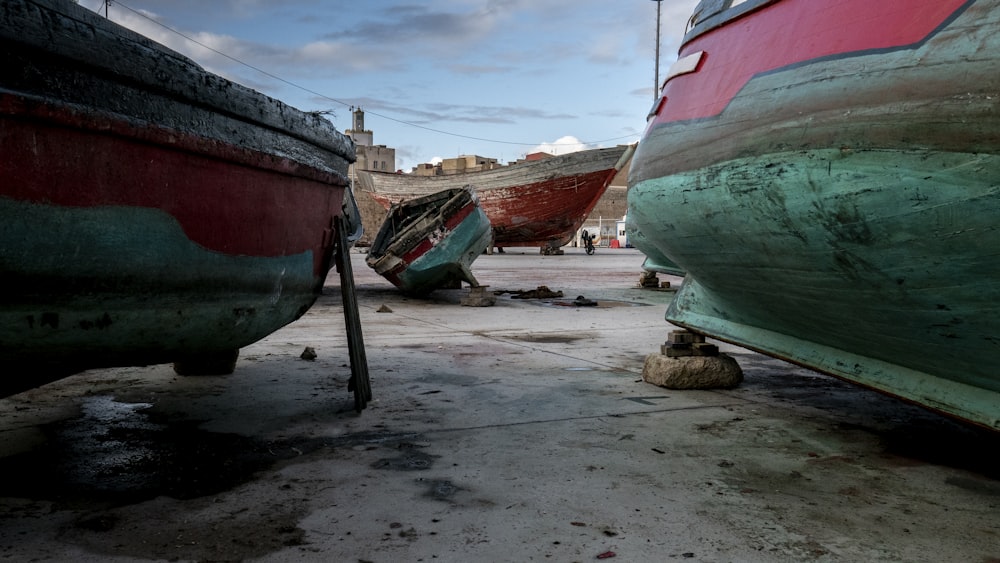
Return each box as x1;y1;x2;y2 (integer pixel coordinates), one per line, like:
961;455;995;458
109;1;637;147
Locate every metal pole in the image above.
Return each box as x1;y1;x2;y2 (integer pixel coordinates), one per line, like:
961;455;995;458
652;0;662;100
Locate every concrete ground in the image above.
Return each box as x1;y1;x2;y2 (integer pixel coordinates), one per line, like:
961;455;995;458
0;247;997;562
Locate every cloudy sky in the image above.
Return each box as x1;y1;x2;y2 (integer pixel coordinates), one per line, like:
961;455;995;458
84;0;700;172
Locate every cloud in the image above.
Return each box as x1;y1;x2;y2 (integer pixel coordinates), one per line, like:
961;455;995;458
528;136;593;157
332;2;521;54
330;97;575;128
105;3;402;84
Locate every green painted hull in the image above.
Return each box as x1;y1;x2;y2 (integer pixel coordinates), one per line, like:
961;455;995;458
394;209;491;294
0;0;357;393
367;188;491;295
1;199;321;376
624;218;685;277
629;0;1000;428
630;149;1000;428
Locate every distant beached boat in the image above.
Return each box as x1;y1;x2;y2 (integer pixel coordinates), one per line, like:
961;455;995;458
0;0;364;395
367;187;491;295
628;0;1000;429
356;145;635;252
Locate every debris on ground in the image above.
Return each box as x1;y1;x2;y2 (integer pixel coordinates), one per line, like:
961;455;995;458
496;286;564;299
300;347;317;361
376;304;393;313
573;295;598;306
638;270;659;288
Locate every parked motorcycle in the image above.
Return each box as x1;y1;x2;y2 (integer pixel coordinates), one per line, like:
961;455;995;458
582;230;596;255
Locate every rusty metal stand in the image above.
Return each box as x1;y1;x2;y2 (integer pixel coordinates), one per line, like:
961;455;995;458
335;216;371;412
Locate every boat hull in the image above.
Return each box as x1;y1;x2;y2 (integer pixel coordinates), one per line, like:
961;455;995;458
367;188;491;295
628;0;1000;428
0;0;356;391
357;146;634;248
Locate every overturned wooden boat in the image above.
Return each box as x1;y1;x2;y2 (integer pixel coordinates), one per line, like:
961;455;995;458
357;145;634;251
628;0;1000;429
0;0;366;397
367;187;491;295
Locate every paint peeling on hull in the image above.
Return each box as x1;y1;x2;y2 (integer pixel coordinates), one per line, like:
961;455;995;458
628;0;1000;428
358;145;634;248
0;0;356;392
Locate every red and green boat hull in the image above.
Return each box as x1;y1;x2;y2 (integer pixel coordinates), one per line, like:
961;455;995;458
367;188;491;295
0;0;356;392
628;0;1000;428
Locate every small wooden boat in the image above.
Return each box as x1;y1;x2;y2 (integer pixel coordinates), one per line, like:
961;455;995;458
628;0;1000;429
367;187;491;295
0;0;366;397
357;145;634;251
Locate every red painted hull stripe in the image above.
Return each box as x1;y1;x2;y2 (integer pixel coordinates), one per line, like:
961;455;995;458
652;0;972;125
389;201;478;275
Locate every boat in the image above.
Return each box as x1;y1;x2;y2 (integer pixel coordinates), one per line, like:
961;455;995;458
366;187;491;295
625;219;685;278
627;0;1000;429
356;145;635;252
0;0;366;396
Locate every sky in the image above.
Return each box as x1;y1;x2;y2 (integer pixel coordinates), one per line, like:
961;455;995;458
84;0;700;172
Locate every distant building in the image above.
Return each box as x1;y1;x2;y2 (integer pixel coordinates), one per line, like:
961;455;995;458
345;107;396;175
518;151;553;163
412;154;501;176
342;107;397;247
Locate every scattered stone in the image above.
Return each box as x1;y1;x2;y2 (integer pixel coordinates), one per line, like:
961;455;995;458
376;304;393;313
573;295;597;306
300;347;317;361
461;285;496;307
639;270;660;288
659;330;719;357
642;353;743;389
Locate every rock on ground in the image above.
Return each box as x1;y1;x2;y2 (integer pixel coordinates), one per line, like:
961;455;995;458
642;353;743;389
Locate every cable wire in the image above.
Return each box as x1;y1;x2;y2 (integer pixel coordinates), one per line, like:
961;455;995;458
108;1;637;148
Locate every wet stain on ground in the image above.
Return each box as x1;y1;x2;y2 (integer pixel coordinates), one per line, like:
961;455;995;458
0;396;420;507
0;396;436;560
507;334;588;344
880;421;1000;480
372;444;438;471
717;365;1000;480
0;396;271;506
420;478;461;500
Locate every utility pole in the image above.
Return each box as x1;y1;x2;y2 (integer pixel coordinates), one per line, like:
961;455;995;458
651;0;663;100
103;0;111;18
